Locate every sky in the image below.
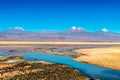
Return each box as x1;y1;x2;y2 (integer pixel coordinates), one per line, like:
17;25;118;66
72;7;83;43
0;0;120;32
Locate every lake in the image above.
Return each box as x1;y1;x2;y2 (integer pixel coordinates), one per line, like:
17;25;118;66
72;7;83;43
0;52;6;56
23;52;120;80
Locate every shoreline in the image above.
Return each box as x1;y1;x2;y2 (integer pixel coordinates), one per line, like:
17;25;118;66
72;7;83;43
0;56;89;80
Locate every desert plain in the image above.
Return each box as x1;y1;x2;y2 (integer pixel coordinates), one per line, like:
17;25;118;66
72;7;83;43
0;41;120;80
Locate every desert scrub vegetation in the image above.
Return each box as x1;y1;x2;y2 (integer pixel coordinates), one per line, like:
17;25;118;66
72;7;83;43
0;61;89;80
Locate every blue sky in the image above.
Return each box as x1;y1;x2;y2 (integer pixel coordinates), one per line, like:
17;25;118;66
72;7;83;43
0;0;120;32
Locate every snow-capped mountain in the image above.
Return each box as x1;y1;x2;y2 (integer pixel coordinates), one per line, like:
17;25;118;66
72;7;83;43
102;28;108;32
8;27;24;31
70;26;87;32
1;27;25;34
0;26;120;41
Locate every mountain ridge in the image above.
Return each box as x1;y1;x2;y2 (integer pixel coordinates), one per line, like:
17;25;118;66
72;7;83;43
0;26;120;41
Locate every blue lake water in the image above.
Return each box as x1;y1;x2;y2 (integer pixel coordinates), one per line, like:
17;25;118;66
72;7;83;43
23;52;120;80
0;52;6;56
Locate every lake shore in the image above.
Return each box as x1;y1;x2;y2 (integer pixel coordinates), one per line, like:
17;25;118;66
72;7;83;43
0;41;120;79
0;56;89;80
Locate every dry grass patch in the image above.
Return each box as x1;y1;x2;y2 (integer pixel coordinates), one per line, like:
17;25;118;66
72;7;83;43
0;63;15;68
74;46;120;70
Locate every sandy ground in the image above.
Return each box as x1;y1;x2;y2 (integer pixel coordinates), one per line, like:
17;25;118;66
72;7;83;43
0;41;120;45
74;46;120;70
0;46;34;48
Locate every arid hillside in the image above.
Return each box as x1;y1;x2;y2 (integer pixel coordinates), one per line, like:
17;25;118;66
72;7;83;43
0;56;89;80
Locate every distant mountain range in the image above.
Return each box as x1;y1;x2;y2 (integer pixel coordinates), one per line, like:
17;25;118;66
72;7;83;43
0;26;120;41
